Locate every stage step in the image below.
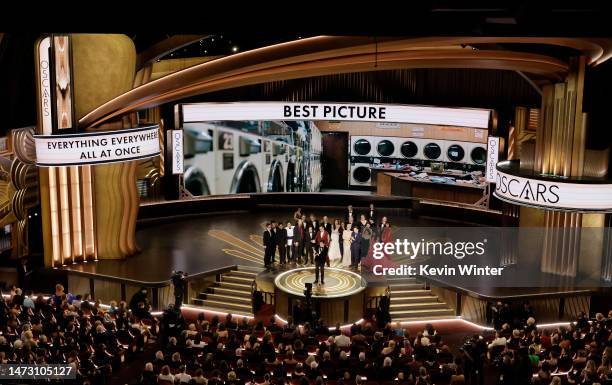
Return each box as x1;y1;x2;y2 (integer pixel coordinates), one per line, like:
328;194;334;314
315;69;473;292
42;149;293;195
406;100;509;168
189;266;255;317
393;315;459;323
202;293;251;303
193;299;252;312
388;283;424;290
388;289;432;296
390;302;448;310
211;286;251;296
387;277;419;284
188;301;252;318
221;275;255;284
391;295;438;304
216;281;252;289
390;308;456;318
226;270;258;278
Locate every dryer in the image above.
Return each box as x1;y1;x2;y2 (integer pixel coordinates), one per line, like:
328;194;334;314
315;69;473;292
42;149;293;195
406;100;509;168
422;140;446;162
398;137;424;160
349;162;373;187
374;137;397;158
350;136;375;157
445;141;469;164
468;142;488;166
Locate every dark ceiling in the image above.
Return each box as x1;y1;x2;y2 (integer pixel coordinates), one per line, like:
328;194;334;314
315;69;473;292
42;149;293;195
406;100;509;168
1;4;611;133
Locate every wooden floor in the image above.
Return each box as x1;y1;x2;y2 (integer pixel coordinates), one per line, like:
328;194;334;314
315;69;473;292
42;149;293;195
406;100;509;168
59;206;449;283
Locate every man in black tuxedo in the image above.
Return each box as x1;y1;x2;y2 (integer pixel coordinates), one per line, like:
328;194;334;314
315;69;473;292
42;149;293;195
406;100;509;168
263;223;275;268
322;216;332;235
276;222;288;265
368;204;375;223
375;216;388;239
314;241;328;285
270;221;278;264
304;226;316;265
346;205;354;223
307;213;318;233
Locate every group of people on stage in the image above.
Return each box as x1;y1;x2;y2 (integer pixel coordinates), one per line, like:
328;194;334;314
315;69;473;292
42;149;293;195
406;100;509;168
262;205;393;279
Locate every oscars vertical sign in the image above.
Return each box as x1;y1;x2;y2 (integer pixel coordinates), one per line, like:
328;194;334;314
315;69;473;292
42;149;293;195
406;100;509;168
486;136;500;183
35;34;94;268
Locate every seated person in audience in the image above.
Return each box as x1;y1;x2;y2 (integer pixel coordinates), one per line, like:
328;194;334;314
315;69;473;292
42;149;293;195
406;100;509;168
335;329;351;347
139;362;157;385
292;363;306;380
226;371;240;385
235;359;252;381
318;350;335;374
157;365;175;384
380;356;396;381
307;359;321;380
284;350;298;365
192;368;208;385
175;365;192;384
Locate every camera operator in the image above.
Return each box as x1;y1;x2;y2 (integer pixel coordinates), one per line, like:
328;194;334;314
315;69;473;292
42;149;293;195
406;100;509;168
461;334;487;385
171;270;188;311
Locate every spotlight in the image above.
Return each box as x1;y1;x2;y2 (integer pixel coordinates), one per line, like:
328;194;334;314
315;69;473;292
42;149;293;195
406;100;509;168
232;46;239;53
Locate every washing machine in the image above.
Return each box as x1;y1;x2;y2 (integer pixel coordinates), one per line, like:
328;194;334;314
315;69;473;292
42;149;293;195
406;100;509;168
422;140;447;162
397;137;425;160
350;136;375;157
374;137;397;158
468;142;488;166
349;161;373;187
445;141;469;164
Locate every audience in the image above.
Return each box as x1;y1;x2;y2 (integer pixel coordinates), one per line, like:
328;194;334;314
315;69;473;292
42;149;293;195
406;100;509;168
0;280;610;385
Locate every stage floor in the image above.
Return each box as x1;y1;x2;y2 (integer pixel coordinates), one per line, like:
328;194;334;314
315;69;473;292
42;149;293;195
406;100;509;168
57;205;597;298
59;206;447;283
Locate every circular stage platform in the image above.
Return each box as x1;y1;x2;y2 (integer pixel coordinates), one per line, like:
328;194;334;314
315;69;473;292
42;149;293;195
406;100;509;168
274;267;367;299
256;267;385;325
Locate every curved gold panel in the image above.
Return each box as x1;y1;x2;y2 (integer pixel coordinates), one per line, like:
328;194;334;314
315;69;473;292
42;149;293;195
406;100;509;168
76;35;612;129
11;127;36;165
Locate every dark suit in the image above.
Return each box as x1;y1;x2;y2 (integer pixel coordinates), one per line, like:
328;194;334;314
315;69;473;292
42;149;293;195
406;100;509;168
304;228;316;264
276;228;288;264
322;222;332;235
307;220;319;232
314;246;328;284
263;230;275;267
270;228;278;263
293;224;304;262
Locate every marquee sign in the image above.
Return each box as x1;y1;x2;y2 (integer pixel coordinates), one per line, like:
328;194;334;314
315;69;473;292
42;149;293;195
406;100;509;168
494;165;612;211
181;102;491;128
34;126;160;166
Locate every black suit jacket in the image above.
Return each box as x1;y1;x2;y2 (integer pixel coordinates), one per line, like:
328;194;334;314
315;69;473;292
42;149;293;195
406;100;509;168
322;222;332;235
263;230;274;247
304;229;316;245
315;246;328;264
276;228;288;245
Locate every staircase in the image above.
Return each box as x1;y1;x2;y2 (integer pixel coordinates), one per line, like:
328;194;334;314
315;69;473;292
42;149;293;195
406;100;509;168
387;278;456;322
190;266;261;317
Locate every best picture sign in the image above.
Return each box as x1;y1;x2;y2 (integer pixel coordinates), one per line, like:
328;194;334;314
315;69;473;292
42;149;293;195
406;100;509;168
34;126;160;166
181;102;491;128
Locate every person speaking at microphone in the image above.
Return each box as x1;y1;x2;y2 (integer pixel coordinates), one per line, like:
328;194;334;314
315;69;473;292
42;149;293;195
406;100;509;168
314;241;329;286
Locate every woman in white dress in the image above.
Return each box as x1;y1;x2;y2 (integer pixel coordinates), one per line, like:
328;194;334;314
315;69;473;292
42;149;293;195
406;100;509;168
328;221;342;264
342;221;353;267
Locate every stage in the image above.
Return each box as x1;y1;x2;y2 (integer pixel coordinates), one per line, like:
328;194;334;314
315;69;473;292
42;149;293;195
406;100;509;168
48;197;604;324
